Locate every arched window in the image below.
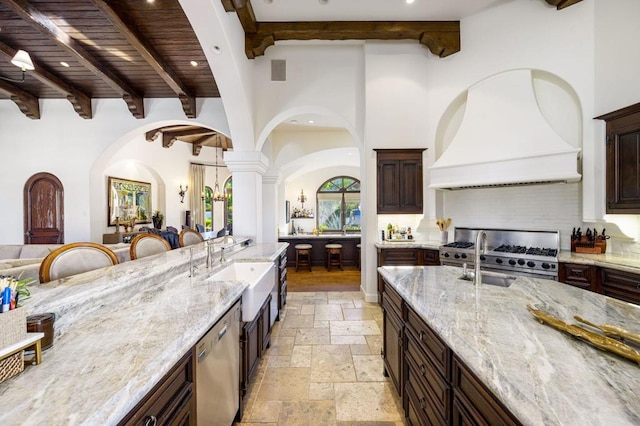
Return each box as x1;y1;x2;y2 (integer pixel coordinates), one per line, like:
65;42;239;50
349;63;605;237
316;176;360;232
204;186;213;231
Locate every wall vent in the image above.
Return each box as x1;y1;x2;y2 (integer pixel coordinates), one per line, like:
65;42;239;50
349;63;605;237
271;60;286;82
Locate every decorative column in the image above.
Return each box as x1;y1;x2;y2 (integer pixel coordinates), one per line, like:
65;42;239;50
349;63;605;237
223;151;269;242
262;170;281;243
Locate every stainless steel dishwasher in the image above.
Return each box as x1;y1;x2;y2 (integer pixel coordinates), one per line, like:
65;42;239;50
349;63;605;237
196;300;241;425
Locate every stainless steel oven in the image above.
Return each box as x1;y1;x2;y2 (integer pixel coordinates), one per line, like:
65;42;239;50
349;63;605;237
439;227;559;280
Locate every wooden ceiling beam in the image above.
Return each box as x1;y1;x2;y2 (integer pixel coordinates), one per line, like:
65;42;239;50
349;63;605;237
191;135;216;156
0;40;92;119
2;0;144;118
244;21;460;59
544;0;583;10
221;0;257;33
90;0;197;118
164;127;216;138
0;79;40;119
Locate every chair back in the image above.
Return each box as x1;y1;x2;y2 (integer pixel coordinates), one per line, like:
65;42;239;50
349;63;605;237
195;224;205;233
130;234;172;260
39;242;119;283
179;229;204;247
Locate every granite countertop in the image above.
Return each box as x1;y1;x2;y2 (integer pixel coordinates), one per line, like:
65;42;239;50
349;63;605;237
279;234;361;239
0;241;288;425
559;250;640;274
378;265;640;426
374;239;442;249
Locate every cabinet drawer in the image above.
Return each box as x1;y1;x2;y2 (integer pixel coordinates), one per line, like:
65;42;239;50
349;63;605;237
422;249;440;266
559;263;599;292
381;248;420;265
119;350;194;426
406;306;451;381
406;329;451;421
452;356;520;426
383;280;403;318
405;375;446;426
601;268;640;305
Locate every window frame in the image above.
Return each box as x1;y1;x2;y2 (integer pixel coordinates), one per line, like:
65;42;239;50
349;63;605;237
316;176;361;233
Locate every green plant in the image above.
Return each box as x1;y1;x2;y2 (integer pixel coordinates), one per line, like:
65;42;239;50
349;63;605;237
12;275;35;307
152;210;164;221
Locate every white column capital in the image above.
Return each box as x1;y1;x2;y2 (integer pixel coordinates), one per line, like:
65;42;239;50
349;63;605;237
223;151;270;174
262;168;281;185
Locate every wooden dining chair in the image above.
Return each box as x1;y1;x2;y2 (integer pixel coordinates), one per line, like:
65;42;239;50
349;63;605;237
39;242;119;283
179;229;204;247
129;234;172;260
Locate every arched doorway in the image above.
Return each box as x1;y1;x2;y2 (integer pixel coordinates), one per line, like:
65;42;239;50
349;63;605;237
24;172;64;244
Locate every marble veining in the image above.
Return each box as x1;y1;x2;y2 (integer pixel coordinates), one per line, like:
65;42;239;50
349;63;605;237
378;265;640;426
0;241;287;425
559;250;640;274
374;240;441;249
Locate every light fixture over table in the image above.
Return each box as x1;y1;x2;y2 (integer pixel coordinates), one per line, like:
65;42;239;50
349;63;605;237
0;50;34;83
212;148;229;202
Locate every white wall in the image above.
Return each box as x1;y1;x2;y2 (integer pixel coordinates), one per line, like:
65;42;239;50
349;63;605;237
0;97;229;244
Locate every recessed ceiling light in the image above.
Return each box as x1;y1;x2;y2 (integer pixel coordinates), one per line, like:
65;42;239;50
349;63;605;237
190;60;198;67
60;61;70;67
308;120;315;124
406;0;415;4
147;0;154;3
211;45;222;55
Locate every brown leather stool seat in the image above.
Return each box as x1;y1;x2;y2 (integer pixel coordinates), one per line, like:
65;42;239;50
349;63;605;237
325;243;343;271
295;244;312;272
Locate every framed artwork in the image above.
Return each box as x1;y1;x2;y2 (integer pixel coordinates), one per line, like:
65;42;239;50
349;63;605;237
107;176;152;226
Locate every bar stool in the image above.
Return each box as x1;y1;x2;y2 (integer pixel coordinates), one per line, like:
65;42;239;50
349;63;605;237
295;244;312;272
356;243;361;270
325;243;343;271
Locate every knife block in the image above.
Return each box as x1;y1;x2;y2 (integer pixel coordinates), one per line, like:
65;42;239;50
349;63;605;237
572;237;607;254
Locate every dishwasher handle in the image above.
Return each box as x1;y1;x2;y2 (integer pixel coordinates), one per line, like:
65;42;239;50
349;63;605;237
218;324;228;341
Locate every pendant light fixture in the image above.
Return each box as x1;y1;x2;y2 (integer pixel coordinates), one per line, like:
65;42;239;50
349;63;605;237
212;147;228;202
0;50;34;83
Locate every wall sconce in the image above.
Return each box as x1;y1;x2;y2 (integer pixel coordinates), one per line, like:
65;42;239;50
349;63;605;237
178;184;188;203
0;50;35;83
298;189;307;210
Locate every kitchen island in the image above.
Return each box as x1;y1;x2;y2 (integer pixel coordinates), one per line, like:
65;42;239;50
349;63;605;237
0;239;288;425
279;233;361;268
378;265;640;425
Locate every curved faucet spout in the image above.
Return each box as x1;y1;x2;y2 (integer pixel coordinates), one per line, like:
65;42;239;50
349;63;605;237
474;230;487;286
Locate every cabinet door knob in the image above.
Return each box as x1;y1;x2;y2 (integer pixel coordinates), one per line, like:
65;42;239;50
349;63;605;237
144;416;157;426
419;330;425;342
420;363;426;377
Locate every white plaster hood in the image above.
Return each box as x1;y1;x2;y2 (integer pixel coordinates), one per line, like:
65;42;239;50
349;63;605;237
429;69;581;190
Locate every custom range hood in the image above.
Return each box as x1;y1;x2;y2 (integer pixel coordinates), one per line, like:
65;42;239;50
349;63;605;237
429;69;581;190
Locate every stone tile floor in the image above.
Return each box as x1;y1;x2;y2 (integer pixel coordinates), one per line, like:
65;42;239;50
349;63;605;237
235;291;405;426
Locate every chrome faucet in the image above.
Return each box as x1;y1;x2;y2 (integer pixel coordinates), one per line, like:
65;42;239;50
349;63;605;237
474;230;488;286
220;247;226;264
222;235;236;246
206;240;214;268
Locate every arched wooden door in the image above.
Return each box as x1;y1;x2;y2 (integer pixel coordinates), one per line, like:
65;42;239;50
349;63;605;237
24;172;64;244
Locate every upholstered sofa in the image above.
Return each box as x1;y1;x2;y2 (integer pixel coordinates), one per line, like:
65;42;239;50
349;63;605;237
0;243;131;283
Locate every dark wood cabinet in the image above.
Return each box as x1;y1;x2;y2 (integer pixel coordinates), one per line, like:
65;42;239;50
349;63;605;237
559;262;639;305
382;283;404;398
379;274;521;426
452;356;520;426
601;267;640;305
558;263;600;292
277;252;287;313
375;149;425;214
241;295;272;394
279;236;361;268
597;103;640;213
119;350;195;426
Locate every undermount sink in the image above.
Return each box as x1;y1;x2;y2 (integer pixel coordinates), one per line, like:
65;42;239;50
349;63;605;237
209;262;275;322
459;272;516;288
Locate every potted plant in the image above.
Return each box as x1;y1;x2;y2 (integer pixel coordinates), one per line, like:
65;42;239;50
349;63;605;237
152;210;164;229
